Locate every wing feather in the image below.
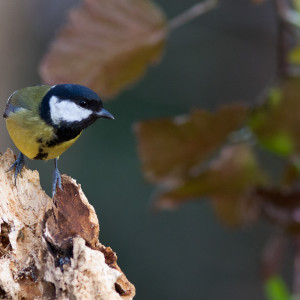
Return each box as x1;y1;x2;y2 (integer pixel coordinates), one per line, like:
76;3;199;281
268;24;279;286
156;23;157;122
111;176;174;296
3;85;51;119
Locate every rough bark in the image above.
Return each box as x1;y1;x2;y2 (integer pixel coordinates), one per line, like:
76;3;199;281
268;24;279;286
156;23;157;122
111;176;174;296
0;148;135;300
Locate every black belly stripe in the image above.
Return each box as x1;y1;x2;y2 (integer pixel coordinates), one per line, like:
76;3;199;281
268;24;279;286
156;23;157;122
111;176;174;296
45;126;82;148
33;123;83;160
45;138;61;148
34;145;48;160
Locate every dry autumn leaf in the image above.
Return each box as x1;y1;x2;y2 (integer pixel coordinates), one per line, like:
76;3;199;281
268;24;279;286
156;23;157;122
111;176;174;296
255;186;300;232
40;0;167;99
135;105;248;184
157;144;267;227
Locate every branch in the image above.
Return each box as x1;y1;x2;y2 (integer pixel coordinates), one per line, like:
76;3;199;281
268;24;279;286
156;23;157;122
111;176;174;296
0;149;135;299
294;236;300;296
168;0;218;31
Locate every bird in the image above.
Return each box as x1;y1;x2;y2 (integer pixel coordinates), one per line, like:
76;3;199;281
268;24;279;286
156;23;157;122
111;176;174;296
3;84;114;197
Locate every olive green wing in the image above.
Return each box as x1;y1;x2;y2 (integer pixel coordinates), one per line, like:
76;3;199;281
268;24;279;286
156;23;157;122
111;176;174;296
3;85;51;119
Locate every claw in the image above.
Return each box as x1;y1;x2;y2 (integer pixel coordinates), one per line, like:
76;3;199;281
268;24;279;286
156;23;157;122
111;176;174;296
7;153;25;185
52;158;63;198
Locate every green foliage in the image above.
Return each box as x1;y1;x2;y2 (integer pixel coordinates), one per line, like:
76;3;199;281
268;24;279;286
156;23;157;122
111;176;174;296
294;0;300;12
265;276;290;300
249;79;300;156
257;132;294;156
289;44;300;65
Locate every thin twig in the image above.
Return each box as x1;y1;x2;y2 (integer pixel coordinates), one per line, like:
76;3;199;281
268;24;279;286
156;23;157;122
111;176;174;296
294;236;300;296
274;0;299;75
168;0;218;31
261;234;286;281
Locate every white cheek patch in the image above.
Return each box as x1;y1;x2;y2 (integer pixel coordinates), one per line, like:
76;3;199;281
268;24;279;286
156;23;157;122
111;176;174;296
49;96;92;125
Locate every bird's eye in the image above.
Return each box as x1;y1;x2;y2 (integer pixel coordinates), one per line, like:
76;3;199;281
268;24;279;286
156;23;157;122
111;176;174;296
79;100;87;108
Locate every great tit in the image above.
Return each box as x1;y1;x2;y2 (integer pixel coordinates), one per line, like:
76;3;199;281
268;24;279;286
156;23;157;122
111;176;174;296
3;84;114;197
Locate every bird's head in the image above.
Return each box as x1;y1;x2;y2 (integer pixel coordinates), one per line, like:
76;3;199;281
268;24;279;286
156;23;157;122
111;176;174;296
40;84;114;130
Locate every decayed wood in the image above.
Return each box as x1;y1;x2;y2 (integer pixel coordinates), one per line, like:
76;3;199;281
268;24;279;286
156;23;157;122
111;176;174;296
0;148;135;300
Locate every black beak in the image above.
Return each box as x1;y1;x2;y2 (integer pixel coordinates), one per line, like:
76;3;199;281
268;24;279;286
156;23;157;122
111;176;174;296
96;108;114;120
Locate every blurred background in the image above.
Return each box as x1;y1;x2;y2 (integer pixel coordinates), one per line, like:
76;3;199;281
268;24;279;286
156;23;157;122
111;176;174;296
0;1;278;299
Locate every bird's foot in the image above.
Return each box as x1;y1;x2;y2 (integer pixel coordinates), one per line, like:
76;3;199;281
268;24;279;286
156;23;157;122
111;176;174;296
52;159;62;198
7;152;25;185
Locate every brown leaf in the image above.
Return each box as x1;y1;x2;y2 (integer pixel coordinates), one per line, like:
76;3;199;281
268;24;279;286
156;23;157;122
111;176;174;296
256;186;300;232
211;194;260;228
135;104;248;184
40;0;167;99
156;144;266;226
282;162;300;185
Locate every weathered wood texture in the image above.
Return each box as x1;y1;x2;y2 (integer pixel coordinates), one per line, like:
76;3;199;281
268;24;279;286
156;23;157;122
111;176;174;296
0;149;135;300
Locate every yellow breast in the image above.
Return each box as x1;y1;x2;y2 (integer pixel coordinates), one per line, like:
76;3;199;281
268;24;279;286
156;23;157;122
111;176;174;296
6;111;81;160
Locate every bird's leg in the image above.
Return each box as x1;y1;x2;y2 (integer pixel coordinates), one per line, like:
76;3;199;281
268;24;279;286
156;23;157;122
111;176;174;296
7;152;25;185
52;158;62;198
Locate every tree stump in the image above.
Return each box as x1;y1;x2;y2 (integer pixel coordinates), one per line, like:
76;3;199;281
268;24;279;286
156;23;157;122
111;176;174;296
0;149;135;300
